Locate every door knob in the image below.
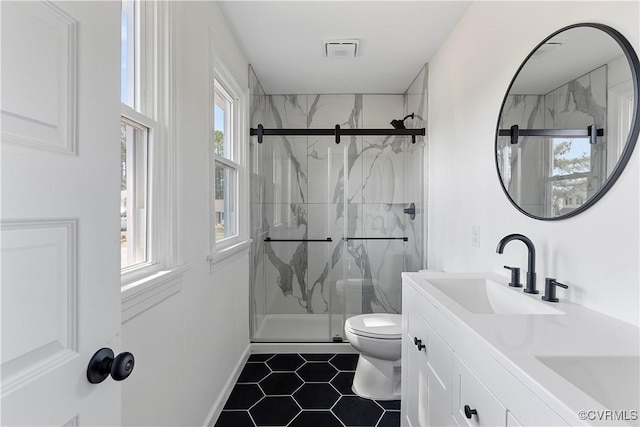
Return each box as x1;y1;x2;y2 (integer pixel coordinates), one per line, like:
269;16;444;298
87;348;135;384
464;405;478;419
413;336;426;351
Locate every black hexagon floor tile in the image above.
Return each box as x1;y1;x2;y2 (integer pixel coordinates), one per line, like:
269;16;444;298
249;396;301;426
377;410;400;427
248;354;275;362
259;372;303;395
237;362;270;383
293;383;340;409
330;353;359;371
330;371;356;395
289;411;343;427
296;362;338;382
216;354;400;427
223;384;264;410
266;354;305;371
332;395;384;427
214;410;255;427
301;353;333;361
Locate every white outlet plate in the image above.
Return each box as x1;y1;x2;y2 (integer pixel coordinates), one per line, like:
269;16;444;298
472;225;480;247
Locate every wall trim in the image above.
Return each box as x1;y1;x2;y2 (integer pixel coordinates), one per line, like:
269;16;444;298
121;265;189;323
204;344;251;427
208;239;251;273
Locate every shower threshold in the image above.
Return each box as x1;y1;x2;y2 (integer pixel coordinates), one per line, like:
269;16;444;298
253;313;345;342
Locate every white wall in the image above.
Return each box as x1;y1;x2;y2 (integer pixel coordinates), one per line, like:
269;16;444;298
121;2;250;425
428;1;639;326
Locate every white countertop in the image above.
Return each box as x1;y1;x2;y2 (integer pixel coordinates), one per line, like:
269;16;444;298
402;271;640;426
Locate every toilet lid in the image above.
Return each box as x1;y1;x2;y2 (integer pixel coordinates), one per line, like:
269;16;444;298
345;314;402;339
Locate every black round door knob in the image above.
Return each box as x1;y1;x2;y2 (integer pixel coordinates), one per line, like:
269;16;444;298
464;405;478;419
87;348;135;384
413;337;426;351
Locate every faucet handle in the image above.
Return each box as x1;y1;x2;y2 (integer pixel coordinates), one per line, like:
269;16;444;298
542;278;568;303
503;265;522;288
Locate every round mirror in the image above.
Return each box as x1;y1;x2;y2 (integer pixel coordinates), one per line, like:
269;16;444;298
496;23;640;220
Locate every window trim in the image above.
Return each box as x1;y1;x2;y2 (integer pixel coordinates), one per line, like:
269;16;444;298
208;55;250;265
120;0;183;318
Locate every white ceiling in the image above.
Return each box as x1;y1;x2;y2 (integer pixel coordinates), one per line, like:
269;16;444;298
510;26;627;94
218;1;472;94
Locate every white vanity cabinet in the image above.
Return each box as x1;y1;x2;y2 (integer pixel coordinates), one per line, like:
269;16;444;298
402;295;454;427
401;278;569;427
451;354;506;427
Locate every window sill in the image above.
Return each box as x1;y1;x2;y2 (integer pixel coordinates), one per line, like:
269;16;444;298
121;264;189;323
208;239;252;272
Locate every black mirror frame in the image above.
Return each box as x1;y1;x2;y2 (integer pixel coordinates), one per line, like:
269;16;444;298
495;23;640;221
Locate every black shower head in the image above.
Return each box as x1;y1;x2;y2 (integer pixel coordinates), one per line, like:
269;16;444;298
390;113;415;129
390;119;406;129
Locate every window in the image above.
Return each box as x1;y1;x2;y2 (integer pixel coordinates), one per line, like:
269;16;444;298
214;82;238;241
121;0;135;109
209;59;248;259
547;137;591;216
120;117;149;268
120;0;178;286
120;0;153;274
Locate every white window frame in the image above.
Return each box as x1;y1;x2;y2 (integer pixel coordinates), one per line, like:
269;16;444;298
120;0;184;321
213;81;239;243
208;56;250;269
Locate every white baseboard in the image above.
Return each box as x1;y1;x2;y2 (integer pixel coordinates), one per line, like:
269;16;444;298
204;344;251;427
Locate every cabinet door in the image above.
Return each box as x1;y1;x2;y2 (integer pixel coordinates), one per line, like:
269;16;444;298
452;355;507;427
402;300;455;427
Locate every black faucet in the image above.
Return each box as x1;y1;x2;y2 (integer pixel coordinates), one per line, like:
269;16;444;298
496;234;538;294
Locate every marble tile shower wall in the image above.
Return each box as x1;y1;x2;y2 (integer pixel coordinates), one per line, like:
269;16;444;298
249;68;427;335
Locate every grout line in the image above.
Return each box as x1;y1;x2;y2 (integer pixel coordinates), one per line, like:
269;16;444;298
217;353;400;427
373;410;385;427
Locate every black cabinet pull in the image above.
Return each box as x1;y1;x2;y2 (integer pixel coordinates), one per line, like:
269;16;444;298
413;336;425;351
464;405;478;419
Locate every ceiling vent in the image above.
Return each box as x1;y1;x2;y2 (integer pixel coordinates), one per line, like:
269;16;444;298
532;40;564;58
324;40;359;58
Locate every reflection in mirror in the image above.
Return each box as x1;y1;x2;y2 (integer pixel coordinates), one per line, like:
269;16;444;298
496;24;639;219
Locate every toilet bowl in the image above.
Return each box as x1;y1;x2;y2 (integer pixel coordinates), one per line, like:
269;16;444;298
344;313;402;400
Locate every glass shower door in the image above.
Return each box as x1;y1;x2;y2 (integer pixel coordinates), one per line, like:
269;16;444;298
251;105;340;342
331;133;422;340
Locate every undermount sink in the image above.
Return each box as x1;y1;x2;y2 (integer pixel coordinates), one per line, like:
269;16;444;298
537;356;640;415
425;277;564;315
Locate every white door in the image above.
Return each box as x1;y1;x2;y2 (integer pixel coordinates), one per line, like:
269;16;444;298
1;1;122;425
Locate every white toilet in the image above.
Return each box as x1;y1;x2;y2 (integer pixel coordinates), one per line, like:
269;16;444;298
344;313;402;400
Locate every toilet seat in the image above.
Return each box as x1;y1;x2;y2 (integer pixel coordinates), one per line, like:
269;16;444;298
345;314;402;340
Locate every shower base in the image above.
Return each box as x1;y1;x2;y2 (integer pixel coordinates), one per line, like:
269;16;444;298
252;313;344;342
